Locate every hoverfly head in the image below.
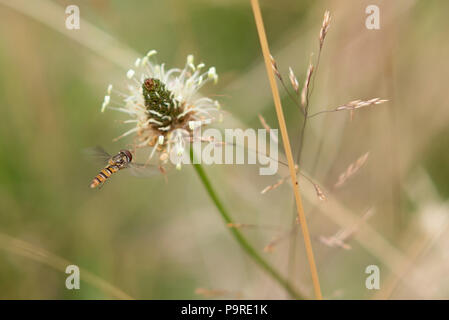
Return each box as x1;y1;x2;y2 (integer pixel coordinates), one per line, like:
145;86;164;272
119;149;133;164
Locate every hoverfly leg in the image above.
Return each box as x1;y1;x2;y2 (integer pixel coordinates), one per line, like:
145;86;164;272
98;179;108;190
160;166;168;184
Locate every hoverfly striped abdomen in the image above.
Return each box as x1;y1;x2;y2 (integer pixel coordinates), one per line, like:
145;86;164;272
89;166;118;188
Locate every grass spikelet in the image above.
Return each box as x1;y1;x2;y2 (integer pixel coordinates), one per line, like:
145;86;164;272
269;54;282;80
335;98;388;111
335;152;370;188
261;177;287;194
313;183;326;201
319;10;331;49
308;98;388;118
288;67;300;95
301;62;314;108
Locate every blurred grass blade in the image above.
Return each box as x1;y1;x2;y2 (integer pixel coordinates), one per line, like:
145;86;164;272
0;232;133;300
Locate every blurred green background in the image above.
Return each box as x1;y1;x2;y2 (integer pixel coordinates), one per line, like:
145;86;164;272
0;0;448;299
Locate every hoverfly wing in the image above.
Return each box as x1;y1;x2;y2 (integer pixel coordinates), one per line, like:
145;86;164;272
84;146;112;164
127;162;161;178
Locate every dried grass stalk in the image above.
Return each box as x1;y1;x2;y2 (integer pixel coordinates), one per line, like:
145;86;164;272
251;0;322;299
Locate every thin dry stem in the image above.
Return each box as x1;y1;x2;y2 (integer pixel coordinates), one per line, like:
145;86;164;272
264;229;295;253
320;208;375;250
227;222;284;232
250;0;322;300
261;167;326;202
258;114;279;144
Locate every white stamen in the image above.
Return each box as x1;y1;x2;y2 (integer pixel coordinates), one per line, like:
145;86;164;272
148;110;163;117
188;121;196;130
158;135;164;145
126;69;135;79
186;78;194;87
158;125;171;131
187;54;194;65
148;119;163;126
101;95;110;112
147;50;157;57
208;67;218;84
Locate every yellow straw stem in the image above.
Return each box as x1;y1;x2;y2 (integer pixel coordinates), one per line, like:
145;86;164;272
250;0;322;300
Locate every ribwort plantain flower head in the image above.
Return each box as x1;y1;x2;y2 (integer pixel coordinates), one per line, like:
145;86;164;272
101;50;222;169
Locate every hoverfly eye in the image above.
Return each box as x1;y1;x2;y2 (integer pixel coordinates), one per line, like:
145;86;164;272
120;149;133;163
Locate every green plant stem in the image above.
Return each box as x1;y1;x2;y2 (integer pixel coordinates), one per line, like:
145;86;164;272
190;148;303;299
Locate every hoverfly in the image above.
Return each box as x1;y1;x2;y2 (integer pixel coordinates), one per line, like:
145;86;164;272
86;146;160;189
